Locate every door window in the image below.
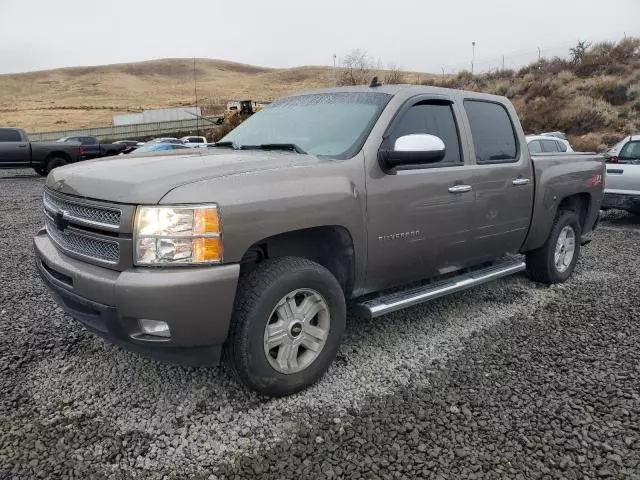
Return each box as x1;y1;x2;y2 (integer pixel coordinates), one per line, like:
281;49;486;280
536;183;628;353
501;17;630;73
388;102;462;166
541;139;560;152
0;129;22;142
619;141;640;162
464;100;518;163
528;140;542;153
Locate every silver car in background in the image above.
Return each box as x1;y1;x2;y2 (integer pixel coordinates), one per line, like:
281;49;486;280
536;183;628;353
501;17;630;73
602;136;640;215
526;135;574;154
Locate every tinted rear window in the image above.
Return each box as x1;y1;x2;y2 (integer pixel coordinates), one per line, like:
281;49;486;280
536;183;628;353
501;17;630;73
0;129;22;142
464;100;518;163
541;139;560;153
528;140;542;154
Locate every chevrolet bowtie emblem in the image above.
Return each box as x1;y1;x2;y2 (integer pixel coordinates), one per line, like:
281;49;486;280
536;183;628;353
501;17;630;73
55;211;70;232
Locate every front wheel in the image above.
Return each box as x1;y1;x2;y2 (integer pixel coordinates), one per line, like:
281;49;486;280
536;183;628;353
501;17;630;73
526;210;581;284
224;257;346;397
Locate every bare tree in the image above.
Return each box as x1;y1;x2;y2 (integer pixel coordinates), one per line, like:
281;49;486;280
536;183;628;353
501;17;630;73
569;40;591;64
384;62;405;84
338;49;377;86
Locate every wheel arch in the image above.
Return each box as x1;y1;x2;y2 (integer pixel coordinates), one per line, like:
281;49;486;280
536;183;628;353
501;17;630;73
238;225;356;297
522;191;593;252
44;151;72;164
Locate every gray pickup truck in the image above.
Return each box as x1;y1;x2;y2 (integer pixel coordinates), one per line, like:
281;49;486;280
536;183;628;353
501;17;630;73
0;128;85;175
34;85;604;397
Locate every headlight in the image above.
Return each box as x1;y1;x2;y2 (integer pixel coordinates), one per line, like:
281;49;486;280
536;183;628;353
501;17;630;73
134;205;222;265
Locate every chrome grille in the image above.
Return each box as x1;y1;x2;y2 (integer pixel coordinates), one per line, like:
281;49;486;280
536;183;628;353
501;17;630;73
45;217;120;264
44;191;121;230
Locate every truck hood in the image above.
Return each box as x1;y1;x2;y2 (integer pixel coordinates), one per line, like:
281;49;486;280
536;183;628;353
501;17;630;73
46;149;324;204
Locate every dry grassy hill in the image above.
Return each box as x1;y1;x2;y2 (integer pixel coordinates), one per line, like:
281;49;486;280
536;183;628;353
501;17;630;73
0;58;427;132
0;37;638;151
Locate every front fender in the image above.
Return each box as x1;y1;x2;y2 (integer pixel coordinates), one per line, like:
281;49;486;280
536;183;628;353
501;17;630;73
159;160;367;279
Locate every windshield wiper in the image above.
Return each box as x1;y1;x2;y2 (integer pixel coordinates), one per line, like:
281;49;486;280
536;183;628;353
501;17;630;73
240;143;307;154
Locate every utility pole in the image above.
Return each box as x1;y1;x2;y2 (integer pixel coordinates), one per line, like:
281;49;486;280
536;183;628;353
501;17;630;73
333;53;337;85
193;57;199;136
502;55;505;71
537;47;541;61
471;41;476;74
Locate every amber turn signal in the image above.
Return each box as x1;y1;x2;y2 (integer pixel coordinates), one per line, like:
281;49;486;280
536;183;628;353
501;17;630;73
193;238;223;262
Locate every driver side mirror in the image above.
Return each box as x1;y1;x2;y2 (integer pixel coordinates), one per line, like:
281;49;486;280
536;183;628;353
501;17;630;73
379;134;446;171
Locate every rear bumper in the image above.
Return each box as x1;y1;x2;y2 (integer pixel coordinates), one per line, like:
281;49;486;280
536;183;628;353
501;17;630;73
34;229;240;366
602;192;640;211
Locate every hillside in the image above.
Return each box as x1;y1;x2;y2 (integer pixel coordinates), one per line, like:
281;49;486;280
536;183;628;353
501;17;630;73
426;37;640;151
0;58;426;132
0;38;638;151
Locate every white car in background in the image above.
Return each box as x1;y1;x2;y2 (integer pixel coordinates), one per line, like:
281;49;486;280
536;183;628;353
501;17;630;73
180;136;208;148
526;135;574;154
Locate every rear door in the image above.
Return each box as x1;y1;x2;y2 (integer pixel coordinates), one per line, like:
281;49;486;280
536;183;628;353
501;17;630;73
462;99;534;263
0;128;30;167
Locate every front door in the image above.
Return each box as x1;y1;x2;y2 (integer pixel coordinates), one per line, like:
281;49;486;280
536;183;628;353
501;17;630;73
462;99;534;262
364;97;477;292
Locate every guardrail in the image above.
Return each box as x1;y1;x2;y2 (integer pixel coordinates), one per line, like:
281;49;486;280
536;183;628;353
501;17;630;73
28;117;222;142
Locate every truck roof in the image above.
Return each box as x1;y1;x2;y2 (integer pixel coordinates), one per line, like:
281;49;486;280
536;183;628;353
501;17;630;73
287;84;509;104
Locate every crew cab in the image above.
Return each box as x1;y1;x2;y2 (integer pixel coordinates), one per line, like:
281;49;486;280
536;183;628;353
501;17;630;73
0;127;85;175
34;85;604;397
57;136;125;159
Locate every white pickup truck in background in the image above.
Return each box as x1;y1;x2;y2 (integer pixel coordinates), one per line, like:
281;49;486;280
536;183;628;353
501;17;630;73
602;135;640;215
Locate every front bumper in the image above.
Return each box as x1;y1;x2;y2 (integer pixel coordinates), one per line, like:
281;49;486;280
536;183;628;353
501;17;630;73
602;192;640;212
34;229;240;366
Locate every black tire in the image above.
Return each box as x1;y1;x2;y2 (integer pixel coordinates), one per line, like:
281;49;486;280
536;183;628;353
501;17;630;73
224;257;346;397
45;157;67;174
526;210;581;284
33;167;46;177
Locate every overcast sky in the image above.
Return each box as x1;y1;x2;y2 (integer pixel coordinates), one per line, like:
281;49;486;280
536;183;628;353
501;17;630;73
1;0;638;75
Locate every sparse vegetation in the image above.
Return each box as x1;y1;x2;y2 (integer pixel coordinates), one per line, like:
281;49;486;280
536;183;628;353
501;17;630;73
1;37;638;150
424;37;640;150
337;49;378;86
383;63;405;85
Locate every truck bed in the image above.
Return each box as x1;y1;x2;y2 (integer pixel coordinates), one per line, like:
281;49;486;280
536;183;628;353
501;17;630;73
523;153;605;250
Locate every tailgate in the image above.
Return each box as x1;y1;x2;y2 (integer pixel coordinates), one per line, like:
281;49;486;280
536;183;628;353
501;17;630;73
605;163;640;194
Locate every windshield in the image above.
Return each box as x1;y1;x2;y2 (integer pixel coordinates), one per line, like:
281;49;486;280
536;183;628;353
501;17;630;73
131;143;183;154
220;92;391;158
619;141;640;164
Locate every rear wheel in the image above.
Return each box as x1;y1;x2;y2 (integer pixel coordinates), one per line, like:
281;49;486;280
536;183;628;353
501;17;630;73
45;157;67;174
224;257;346;397
526;210;581;284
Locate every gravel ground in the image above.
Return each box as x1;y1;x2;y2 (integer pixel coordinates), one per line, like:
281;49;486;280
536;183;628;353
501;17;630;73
1;169;639;479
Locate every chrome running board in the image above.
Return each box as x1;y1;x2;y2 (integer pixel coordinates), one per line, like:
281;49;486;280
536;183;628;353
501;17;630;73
356;258;526;318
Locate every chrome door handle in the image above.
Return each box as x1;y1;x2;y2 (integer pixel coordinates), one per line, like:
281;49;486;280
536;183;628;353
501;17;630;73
512;178;531;186
448;185;472;193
